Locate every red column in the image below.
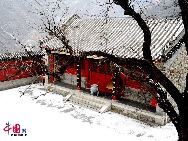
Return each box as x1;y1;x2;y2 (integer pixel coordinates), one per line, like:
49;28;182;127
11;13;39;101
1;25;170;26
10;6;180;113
76;57;81;90
49;54;55;84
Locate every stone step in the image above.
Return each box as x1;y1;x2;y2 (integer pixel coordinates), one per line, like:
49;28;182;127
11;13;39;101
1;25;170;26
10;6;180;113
99;103;112;113
63;93;72;102
46;84;110;112
69;94;104;111
45;84;168;125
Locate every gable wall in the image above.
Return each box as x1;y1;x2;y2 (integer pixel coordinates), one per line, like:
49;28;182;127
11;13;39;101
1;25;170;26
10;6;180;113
164;44;188;93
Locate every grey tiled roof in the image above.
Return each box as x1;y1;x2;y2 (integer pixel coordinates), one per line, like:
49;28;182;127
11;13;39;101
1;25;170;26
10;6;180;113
43;17;184;59
0;50;44;60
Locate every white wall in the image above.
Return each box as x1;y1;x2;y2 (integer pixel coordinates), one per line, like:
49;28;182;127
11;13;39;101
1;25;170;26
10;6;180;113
165;45;188;93
0;76;38;91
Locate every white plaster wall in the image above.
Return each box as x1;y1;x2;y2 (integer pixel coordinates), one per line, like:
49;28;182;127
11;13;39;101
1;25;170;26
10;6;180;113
164;45;188;93
61;73;86;88
0;76;38;91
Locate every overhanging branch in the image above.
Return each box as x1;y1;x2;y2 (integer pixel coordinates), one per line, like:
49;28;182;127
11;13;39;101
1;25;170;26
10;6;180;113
113;0;152;62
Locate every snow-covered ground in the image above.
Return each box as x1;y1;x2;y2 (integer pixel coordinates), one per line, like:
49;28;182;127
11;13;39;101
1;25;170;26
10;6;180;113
0;84;178;141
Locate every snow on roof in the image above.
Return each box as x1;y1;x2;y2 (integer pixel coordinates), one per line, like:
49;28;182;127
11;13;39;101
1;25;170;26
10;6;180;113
44;17;184;60
0;50;44;60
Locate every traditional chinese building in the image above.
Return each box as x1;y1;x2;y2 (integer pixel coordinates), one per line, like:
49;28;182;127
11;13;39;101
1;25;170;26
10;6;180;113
41;14;185;114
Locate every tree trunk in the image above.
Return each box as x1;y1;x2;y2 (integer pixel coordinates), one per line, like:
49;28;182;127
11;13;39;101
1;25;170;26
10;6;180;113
178;101;188;141
113;0;188;140
178;122;188;141
176;0;188;140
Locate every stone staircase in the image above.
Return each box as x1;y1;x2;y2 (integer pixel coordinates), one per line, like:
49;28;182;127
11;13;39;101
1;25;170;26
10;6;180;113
46;84;111;113
45;84;169;125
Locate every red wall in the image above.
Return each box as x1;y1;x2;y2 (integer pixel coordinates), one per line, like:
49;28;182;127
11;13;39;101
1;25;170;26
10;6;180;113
0;57;43;82
49;54;157;107
55;57;151;93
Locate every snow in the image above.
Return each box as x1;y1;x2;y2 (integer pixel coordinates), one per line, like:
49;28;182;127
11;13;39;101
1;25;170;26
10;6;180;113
0;0;181;53
0;84;178;141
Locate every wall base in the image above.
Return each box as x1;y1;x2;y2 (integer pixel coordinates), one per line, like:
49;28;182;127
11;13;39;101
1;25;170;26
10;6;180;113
0;77;38;91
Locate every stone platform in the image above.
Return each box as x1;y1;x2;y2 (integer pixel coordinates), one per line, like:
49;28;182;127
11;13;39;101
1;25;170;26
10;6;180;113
45;84;169;125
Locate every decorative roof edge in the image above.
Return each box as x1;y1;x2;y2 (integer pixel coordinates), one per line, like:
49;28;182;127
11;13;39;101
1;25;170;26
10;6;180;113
0;50;44;61
162;35;185;62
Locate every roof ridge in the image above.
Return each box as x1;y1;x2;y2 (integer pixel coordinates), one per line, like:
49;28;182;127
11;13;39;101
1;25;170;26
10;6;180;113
162;35;185;62
73;16;182;22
